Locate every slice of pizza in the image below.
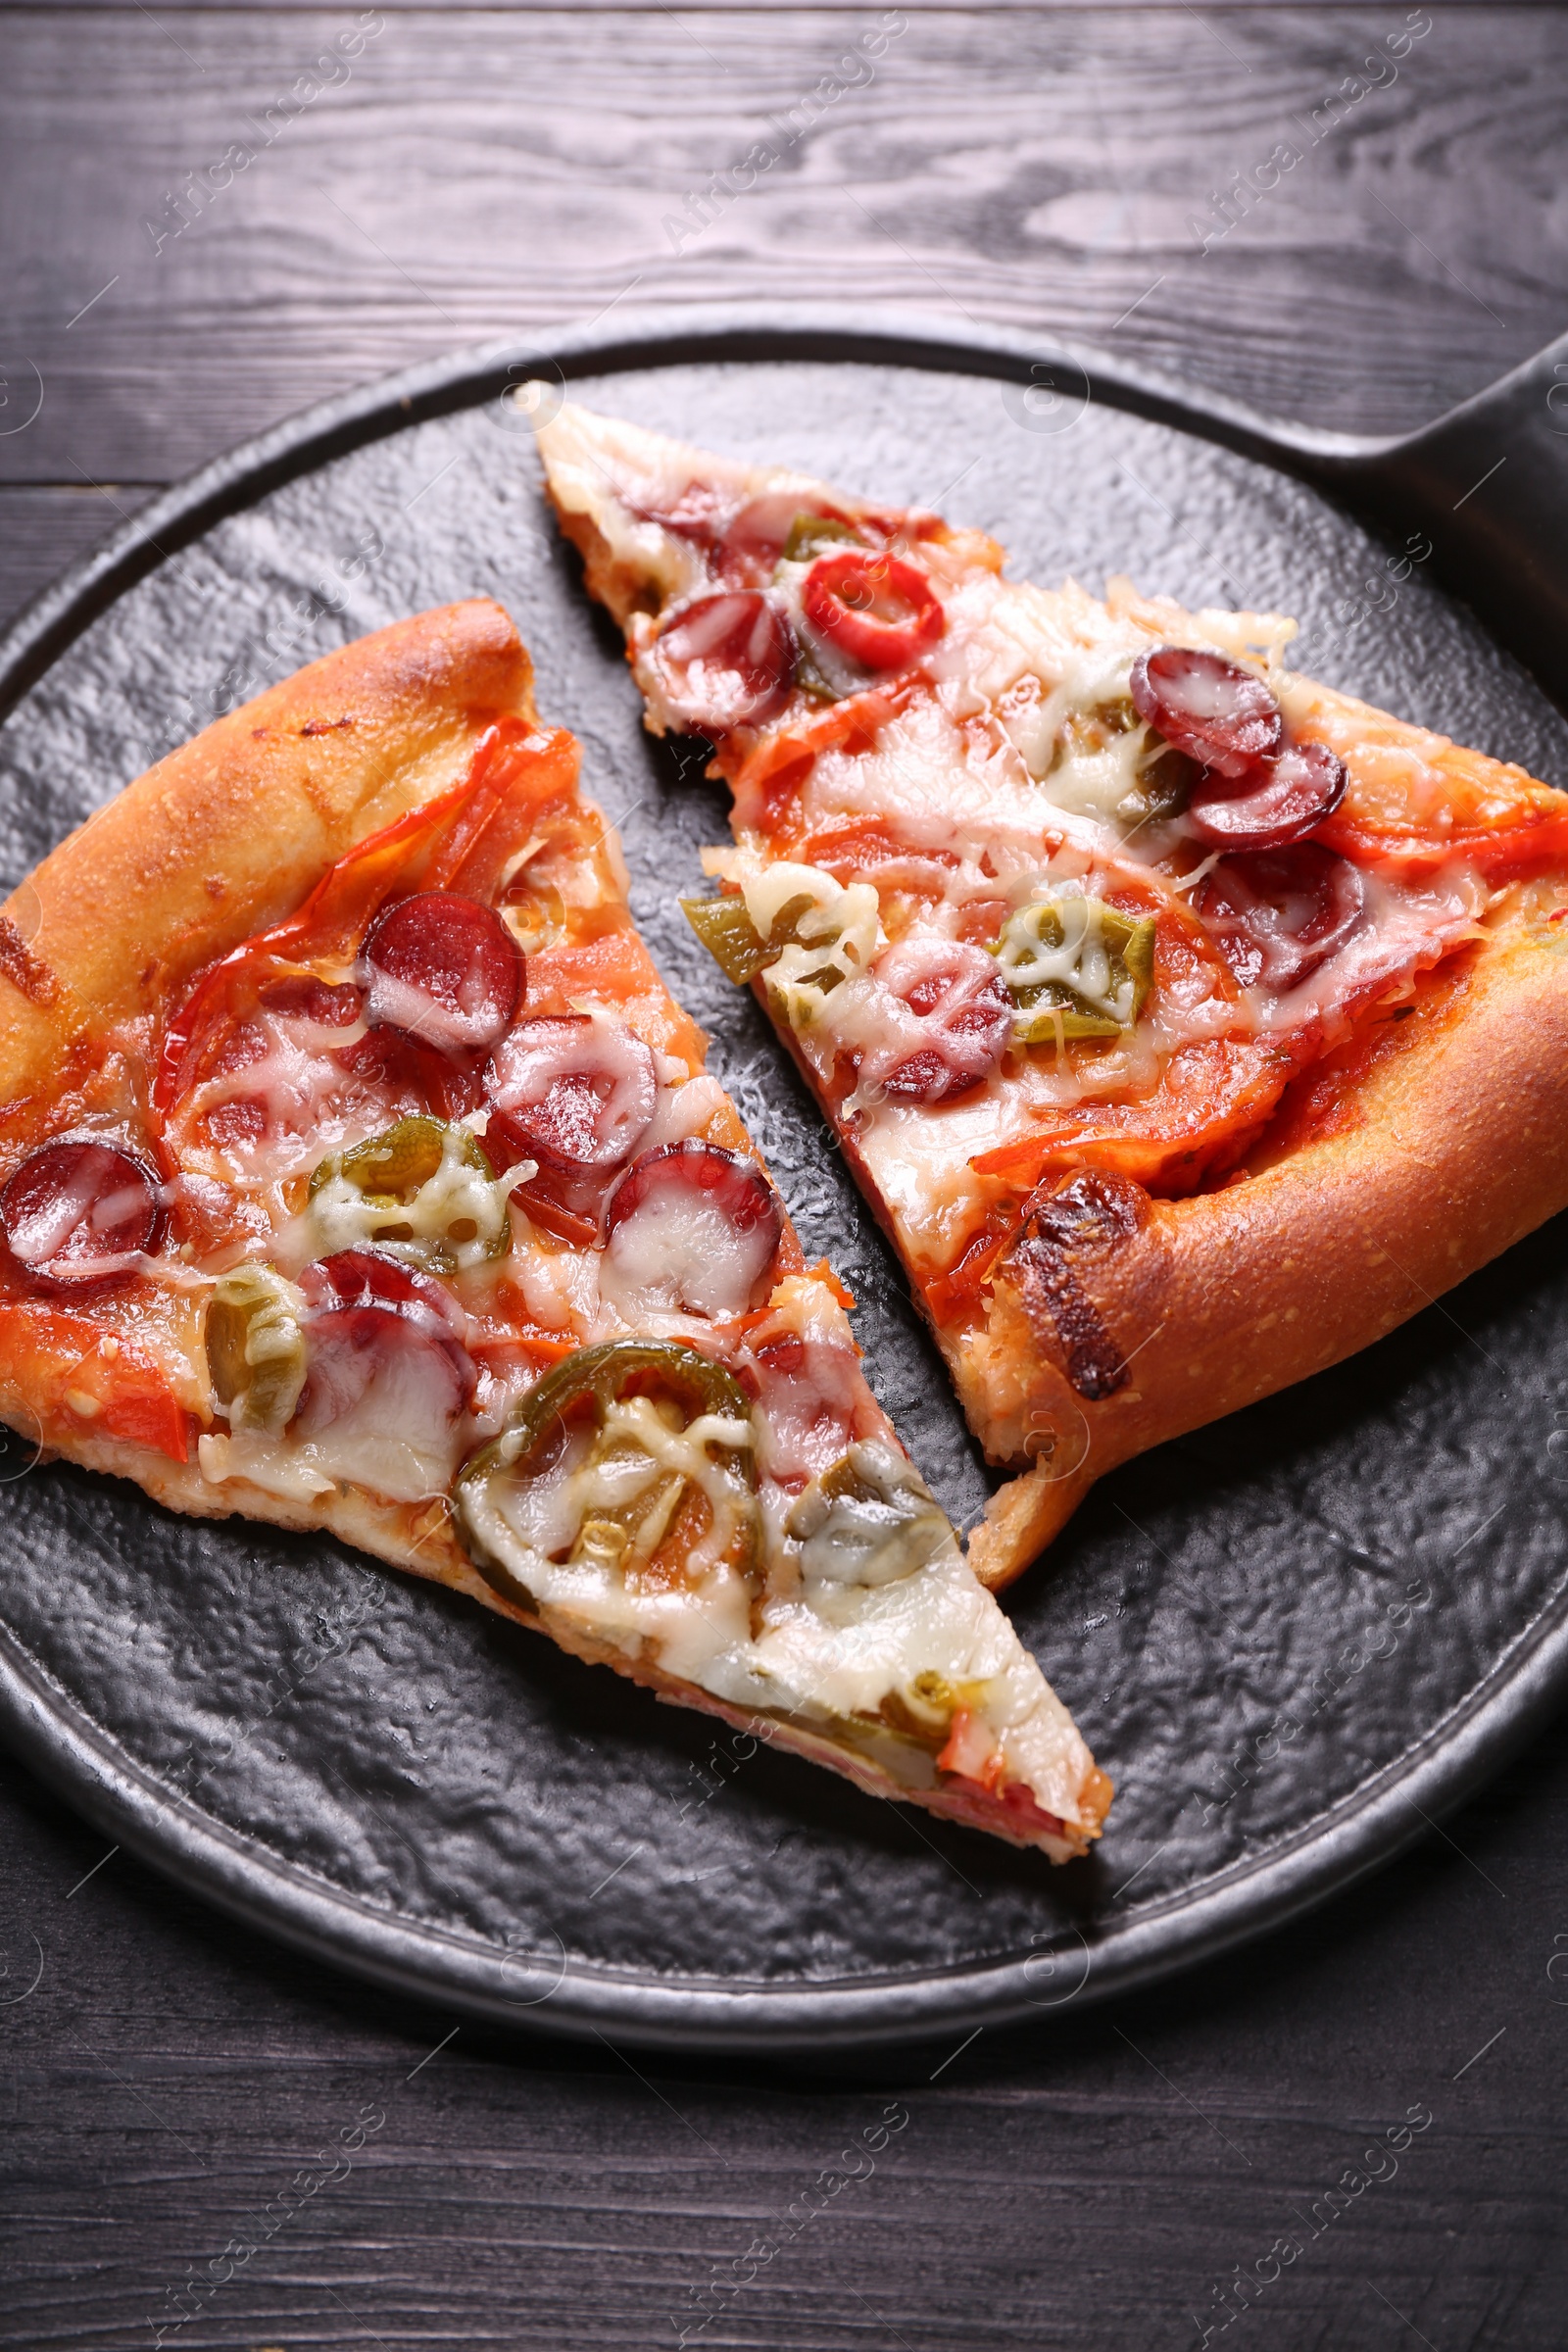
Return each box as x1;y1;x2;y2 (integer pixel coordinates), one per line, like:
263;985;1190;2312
534;399;1568;1587
0;600;1108;1859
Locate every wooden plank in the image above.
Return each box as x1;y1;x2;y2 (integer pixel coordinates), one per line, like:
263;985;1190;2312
2;1726;1566;2347
0;7;1562;492
0;487;154;633
2;9;1568;2346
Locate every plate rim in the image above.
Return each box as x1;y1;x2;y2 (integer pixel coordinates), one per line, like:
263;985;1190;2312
0;302;1556;2051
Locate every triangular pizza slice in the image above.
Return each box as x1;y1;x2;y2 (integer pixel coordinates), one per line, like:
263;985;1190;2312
0;600;1108;1858
534;400;1568;1586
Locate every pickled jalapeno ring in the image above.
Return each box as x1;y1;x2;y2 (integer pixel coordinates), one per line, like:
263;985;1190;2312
454;1340;760;1604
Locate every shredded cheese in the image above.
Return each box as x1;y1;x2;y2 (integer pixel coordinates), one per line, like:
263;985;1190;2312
743;861;882;1030
283;1126;530;1277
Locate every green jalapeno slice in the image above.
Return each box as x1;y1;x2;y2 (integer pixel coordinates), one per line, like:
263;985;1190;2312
785;1442;953;1588
454;1340;760;1605
991;897;1155;1045
779;513;859;565
305;1115;512;1274
205;1265;308;1433
680;891;819;986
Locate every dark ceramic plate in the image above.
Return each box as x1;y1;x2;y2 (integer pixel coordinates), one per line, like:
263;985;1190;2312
3;308;1567;2051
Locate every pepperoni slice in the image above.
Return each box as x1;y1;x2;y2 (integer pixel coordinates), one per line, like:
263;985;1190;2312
1194;844;1366;993
255;975;363;1027
363;893;521;1055
1129;648;1284;782
1189;739;1349;852
300;1246;468;1328
651;592;797;733
629;479;729;548
601;1142;782;1318
485;1014;658;1176
295;1248;475;1432
722;492;820;575
803;549;944;671
1;1140;163;1287
870;938;1012;1104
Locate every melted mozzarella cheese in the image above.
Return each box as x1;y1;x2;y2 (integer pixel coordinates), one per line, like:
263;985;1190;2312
460;1350;1095;1824
788;1441;951;1587
639;1073;728;1152
184;1012;369;1182
475;1395;755;1584
293;1339;469;1504
282;1128;530;1276
599;1189;773;1319
994;887;1133;1025
197;1429;334;1502
734;1544;1089;1802
742;862;882;1031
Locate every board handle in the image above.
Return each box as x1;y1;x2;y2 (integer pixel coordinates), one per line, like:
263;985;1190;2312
1301;331;1568;715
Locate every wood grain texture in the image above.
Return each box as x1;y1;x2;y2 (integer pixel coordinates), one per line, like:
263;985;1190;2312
3;1727;1567;2349
3;7;1568;2347
13;0;1554;11
0;7;1564;493
0;487;154;632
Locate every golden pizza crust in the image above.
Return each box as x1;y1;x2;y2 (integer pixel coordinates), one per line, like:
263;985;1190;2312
0;602;1104;1857
0;599;531;1103
539;421;1568;1593
964;896;1568;1587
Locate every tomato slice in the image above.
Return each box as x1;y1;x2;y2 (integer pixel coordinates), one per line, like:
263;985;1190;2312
919;1210;1017;1326
1319;802;1568;882
798;818;960;883
714;678;923;846
802;550;945;671
970;1032;1300;1198
0;1301;192;1461
155;718;571;1127
1286;702;1568;880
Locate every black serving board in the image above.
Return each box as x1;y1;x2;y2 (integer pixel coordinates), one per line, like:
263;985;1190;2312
2;308;1567;2051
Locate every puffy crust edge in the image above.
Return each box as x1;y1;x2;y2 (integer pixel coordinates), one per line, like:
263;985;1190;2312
0;599;533;1102
535;406;1568;1595
964;903;1568;1588
0;593;1105;1859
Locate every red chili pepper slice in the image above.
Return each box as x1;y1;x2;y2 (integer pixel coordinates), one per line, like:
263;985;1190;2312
802;549;945;671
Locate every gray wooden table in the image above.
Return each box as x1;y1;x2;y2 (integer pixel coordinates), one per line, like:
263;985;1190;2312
3;7;1568;2346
